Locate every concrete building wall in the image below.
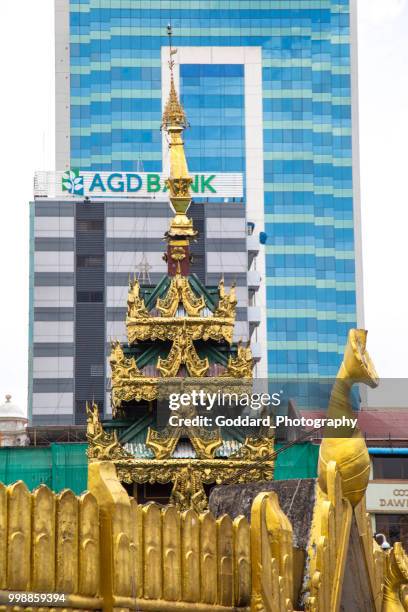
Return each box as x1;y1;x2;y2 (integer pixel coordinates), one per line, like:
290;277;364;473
55;0;70;171
29;197;257;424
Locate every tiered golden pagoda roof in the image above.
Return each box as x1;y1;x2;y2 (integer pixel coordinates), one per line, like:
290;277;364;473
108;272;253;410
126;275;237;348
86;33;274;512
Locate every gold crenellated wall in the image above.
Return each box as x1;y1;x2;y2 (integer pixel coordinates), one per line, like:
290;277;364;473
0;480;101;611
0;463;298;612
1;460;408;612
88;461;254;610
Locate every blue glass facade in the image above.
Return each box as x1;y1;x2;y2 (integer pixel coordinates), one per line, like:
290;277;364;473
180;64;245;173
67;0;358;388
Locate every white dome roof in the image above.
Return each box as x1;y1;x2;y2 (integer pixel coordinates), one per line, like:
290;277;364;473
0;395;27;419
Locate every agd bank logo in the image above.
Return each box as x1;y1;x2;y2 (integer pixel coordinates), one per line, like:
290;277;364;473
62;168;84;196
57;168;241;198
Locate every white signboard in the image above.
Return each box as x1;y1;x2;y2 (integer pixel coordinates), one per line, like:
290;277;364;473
366;482;408;513
34;170;244;199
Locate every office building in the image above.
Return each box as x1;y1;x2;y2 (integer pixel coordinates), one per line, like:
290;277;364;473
54;0;363;388
29;182;259;423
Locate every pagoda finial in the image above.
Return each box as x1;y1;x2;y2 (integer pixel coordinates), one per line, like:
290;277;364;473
161;25;196;275
161;24;188;130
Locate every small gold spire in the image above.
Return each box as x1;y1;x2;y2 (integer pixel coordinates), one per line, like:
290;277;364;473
162;77;188;129
161;24;188;130
162;25;196;239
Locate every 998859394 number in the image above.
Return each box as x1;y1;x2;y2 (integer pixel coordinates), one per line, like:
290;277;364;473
2;592;67;606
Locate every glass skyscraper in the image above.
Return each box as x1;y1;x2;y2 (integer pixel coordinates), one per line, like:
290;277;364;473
55;0;362;390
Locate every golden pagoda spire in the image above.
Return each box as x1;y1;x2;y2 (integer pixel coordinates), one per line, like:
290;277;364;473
161;26;188;131
162;25;196;275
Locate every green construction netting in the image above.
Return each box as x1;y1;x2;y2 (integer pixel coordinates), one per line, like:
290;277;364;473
274;442;319;480
0;442;318;493
51;443;88;493
0;443;88;494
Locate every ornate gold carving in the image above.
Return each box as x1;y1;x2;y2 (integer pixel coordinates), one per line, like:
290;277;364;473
127;277;149;319
146;426;180;460
236;430;275;463
161;70;188;130
157;329;209;377
189;427;223;459
110;374;253;410
250;491;294;611
304;462;353;612
214;278;237;319
319;329;379;507
110;340;142;378
126;276;237;345
112;378;158;409
104;31;274;521
115;456;275;514
170;467;208;513
156;274;205;317
170;245;186;261
86;401;132;460
146;405;222;460
127;315;235;345
5;26;405;612
166;206;197;238
155;278;179;317
166;176;193;199
180;277;206;315
383;543;408;612
109;341;157;409
223;340;254;378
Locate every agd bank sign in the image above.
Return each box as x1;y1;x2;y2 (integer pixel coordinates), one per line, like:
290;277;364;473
58;169;243;198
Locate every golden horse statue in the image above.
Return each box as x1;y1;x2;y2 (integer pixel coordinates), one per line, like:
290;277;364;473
318;328;379;506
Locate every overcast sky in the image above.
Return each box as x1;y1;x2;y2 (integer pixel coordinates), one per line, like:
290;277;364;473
0;1;407;410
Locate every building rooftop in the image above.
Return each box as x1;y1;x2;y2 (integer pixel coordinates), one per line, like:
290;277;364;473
300;408;408;445
0;395;27;420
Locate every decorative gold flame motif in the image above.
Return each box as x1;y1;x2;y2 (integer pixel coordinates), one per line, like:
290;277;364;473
156;274;206;317
156;326;210;377
126;276;237;346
